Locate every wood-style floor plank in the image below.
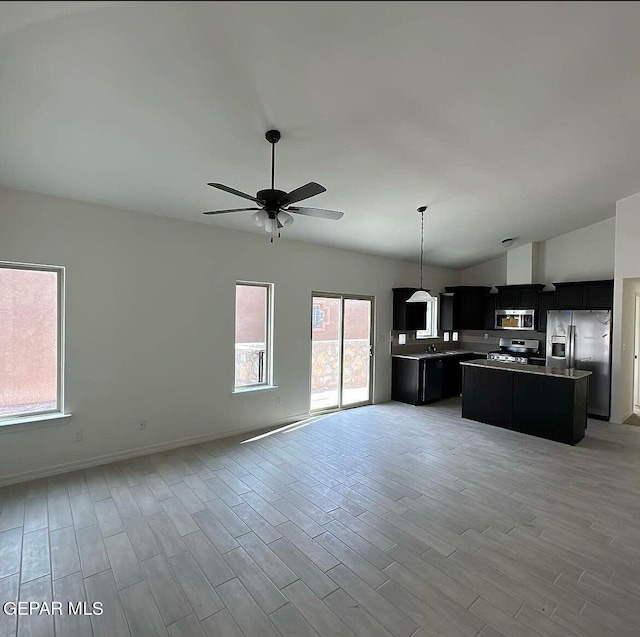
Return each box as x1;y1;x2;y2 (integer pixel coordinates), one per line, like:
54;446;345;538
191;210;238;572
2;400;640;636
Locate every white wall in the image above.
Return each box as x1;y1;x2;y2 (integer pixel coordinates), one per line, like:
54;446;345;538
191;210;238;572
611;192;640;423
506;243;537;285
460;218;616;290
460;255;506;287
537;218;616;285
0;189;459;483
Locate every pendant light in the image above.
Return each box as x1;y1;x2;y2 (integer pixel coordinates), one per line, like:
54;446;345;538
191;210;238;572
407;206;434;303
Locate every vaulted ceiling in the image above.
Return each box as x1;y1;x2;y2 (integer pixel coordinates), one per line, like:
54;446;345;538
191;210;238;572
1;1;639;267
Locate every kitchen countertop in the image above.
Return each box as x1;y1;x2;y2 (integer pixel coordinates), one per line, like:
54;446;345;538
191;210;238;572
392;350;483;360
460;359;592;380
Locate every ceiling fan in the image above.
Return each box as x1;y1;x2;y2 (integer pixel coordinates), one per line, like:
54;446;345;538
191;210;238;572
203;129;344;242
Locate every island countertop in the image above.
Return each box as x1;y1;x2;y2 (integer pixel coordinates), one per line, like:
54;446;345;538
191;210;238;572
460;359;592;380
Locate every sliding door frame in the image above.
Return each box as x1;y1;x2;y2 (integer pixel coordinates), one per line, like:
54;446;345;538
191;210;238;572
310;292;375;413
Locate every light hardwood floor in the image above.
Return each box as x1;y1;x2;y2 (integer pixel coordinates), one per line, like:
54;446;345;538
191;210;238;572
1;398;640;637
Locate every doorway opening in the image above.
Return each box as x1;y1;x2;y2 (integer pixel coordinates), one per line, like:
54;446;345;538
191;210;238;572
629;295;640;425
310;294;374;412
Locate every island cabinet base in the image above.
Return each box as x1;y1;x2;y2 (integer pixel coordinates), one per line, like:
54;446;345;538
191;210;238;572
461;364;588;445
461;367;513;429
512;373;588;445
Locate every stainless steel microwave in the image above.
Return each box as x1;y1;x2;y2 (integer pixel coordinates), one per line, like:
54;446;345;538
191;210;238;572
495;309;535;330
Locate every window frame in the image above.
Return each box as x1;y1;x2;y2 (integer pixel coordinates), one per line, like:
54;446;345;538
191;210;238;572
0;261;65;423
416;297;439;339
234;281;274;390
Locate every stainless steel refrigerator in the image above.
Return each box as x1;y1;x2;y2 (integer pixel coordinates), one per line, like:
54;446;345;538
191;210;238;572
546;309;612;419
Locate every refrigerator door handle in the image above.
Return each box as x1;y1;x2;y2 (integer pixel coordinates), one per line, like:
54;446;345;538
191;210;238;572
568;324;575;369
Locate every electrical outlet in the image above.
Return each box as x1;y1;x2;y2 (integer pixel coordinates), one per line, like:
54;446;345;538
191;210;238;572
73;430;83;442
484;333;489;340
137;420;147;431
275;396;282;406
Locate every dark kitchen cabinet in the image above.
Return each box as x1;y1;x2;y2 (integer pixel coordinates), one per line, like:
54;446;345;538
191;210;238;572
555;283;583;310
536;290;556;332
482;293;497;330
391;356;442;404
442;357;461;398
392;357;421;404
461;365;513;429
392;288;429;330
512;372;588;444
583;280;614;309
496;286;517;309
423;359;444;402
461;363;588;444
496;285;544;310
439;286;491;331
443;354;479;398
554;280;613;310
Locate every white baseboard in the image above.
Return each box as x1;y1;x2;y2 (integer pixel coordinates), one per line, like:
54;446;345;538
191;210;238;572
0;412;309;488
621;411;634;424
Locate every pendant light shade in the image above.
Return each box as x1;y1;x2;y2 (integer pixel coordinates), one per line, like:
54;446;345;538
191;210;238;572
406;288;433;303
406;206;434;303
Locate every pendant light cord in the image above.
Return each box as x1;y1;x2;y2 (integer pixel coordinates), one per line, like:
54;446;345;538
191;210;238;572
419;208;424;289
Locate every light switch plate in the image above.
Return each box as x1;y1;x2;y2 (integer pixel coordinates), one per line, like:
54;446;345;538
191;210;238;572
398;334;406;345
452;332;459;341
443;332;450;342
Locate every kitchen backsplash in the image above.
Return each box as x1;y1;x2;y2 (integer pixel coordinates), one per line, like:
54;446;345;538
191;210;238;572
391;329;546;356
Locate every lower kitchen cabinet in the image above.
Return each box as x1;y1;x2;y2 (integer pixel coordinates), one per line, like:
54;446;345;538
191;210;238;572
392;353;484;405
423;359;444;402
391;357;422;405
391;357;443;405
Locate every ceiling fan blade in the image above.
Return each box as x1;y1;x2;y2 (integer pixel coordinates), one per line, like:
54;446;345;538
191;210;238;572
287;206;344;220
283;182;326;205
208;183;262;203
202;208;261;215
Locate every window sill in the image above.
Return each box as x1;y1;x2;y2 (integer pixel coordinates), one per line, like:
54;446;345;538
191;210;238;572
0;412;73;434
232;385;279;395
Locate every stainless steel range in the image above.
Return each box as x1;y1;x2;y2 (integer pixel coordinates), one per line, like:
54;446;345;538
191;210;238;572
487;338;540;364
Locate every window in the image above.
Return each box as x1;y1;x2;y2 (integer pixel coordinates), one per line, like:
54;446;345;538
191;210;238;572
0;262;64;421
416;298;438;339
235;282;273;388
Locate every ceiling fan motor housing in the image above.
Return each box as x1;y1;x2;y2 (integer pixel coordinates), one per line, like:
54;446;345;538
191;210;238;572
257;189;289;216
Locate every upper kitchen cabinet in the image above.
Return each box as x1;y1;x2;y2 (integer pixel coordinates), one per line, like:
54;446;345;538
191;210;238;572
496;284;545;309
536;290;556;332
554;282;583;309
554;280;613;310
483;293;497;330
583;280;614;309
439;286;491;331
392;287;429;330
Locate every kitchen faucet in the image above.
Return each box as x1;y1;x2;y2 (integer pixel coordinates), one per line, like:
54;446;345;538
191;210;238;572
427;343;437;352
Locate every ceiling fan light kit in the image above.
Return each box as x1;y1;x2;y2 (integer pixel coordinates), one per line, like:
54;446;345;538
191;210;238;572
203;129;345;243
407;205;434;303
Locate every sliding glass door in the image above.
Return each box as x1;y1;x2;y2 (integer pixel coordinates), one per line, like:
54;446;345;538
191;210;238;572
310;294;373;412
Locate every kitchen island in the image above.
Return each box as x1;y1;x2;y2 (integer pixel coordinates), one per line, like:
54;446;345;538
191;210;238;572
460;360;591;445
